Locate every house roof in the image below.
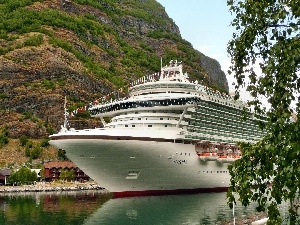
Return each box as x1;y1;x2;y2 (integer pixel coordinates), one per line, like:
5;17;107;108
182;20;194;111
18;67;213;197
44;161;78;169
0;169;11;176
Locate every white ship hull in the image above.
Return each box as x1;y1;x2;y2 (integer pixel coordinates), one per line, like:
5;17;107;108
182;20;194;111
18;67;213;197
50;128;231;197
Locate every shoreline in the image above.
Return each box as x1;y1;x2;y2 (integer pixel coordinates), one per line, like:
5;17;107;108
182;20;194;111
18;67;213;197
0;181;107;194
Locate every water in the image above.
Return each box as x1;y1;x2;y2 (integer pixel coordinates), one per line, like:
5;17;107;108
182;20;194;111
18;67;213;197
0;191;267;225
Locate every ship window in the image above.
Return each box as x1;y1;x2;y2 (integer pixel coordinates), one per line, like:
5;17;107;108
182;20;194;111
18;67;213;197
160;118;163;120
135;112;138;114
148;125;152;127
138;118;141;120
125;125;128;127
165;125;167;127
132;125;135;127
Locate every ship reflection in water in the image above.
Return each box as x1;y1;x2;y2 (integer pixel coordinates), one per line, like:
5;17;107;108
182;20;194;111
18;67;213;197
84;192;261;225
0;191;269;225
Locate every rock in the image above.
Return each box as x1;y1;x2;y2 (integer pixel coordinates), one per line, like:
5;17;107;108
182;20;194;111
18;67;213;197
0;182;107;194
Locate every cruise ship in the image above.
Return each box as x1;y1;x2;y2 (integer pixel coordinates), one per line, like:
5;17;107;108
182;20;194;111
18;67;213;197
49;60;266;197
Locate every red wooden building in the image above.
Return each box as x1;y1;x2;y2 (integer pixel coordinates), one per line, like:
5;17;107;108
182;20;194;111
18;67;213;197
0;169;11;185
43;161;89;182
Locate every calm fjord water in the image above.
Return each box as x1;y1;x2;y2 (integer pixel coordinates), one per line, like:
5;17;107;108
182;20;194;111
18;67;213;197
0;191;264;225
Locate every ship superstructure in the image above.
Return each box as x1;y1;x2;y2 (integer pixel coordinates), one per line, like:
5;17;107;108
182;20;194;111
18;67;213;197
49;60;266;197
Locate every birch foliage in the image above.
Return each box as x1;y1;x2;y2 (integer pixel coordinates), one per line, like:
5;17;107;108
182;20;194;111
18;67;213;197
226;0;300;224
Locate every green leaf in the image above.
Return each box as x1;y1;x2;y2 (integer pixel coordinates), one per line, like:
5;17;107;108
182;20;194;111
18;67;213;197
227;0;300;223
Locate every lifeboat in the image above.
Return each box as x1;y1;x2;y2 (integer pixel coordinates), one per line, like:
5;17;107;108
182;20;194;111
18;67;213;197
197;152;218;161
216;154;241;163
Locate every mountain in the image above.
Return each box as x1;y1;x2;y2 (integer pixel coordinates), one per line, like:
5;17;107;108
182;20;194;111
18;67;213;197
0;0;229;166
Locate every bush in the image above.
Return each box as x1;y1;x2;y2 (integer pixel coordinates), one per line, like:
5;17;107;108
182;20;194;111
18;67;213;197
0;128;9;146
25;143;43;159
40;138;49;147
57;78;66;86
0;134;8;147
46;127;55;135
27;141;33;148
19;135;28;146
41;79;55;90
0;93;8;99
22;111;32;119
31;146;42;159
25;146;31;157
23;34;44;47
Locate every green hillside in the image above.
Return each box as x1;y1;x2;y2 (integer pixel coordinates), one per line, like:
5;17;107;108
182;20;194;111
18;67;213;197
0;0;229;167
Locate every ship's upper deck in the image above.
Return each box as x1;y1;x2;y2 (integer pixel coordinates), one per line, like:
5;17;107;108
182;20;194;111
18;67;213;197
128;60;197;96
88;60;245;118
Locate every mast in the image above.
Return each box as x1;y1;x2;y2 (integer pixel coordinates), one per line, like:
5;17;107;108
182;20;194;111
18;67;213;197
63;96;68;129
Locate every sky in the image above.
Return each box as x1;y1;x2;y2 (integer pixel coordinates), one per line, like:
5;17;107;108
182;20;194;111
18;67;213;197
156;0;235;91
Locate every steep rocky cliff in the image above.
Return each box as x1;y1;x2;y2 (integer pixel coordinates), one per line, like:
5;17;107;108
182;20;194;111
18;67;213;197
0;0;229;164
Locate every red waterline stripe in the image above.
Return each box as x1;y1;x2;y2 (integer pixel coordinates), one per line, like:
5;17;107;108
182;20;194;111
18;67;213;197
112;187;228;198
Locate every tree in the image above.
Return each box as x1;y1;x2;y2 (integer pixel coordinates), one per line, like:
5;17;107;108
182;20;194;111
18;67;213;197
40;166;45;181
60;169;75;182
226;1;300;224
58;149;68;161
9;167;37;185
